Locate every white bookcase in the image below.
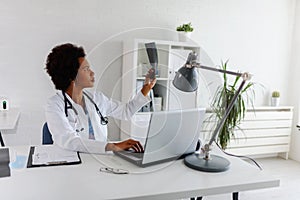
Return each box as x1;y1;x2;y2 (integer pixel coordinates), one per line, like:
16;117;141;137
121;39;201;140
201;106;293;159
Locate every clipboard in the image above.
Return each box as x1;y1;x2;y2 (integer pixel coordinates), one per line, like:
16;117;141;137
27;146;81;168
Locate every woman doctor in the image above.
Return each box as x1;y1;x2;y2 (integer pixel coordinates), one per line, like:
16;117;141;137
45;43;156;153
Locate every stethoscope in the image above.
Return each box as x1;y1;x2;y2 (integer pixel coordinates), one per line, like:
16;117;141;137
62;91;108;132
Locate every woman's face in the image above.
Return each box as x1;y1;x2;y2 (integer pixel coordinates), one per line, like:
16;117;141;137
75;57;95;89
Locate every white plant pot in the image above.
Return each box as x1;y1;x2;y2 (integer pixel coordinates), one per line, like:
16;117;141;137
271;97;280;107
178;32;192;42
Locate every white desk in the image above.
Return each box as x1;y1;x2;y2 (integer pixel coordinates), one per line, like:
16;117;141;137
0;108;20;146
0;145;279;200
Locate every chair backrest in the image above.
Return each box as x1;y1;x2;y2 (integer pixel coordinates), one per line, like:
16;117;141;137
42;123;53;145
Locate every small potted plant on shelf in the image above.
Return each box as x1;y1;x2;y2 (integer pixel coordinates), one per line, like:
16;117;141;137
176;22;194;42
271;91;280;106
211;60;255;150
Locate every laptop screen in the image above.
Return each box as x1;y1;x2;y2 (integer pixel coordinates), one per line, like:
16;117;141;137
142;108;206;164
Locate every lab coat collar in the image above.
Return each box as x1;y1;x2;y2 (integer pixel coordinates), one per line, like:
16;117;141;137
56;90;95;107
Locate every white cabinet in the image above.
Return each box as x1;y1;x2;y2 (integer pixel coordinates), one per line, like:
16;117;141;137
201;106;293;159
121;39;201;140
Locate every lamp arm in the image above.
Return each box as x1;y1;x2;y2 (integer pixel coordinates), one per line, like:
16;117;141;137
208;79;246;146
191;62;252;159
187;51;247;78
197;64;243;77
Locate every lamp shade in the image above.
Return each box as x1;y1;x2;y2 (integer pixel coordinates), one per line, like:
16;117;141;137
173;66;199;92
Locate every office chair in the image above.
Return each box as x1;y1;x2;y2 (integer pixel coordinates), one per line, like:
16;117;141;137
42;122;53;145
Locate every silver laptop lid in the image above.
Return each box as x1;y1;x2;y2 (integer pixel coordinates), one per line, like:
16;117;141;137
142;108;206;164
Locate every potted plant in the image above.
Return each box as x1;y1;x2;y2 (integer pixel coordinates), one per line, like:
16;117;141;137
176;22;194;42
211;60;254;150
271;91;280;106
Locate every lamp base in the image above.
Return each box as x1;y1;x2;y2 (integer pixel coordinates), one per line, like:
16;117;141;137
184;153;230;172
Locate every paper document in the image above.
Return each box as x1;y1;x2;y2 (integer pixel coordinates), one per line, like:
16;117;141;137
32;145;80;165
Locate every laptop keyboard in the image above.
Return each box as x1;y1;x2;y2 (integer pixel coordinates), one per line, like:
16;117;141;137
122;150;144;159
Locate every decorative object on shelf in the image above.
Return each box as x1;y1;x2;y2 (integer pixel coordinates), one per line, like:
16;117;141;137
211;60;254;150
173;51;252;172
176;22;193;42
0;97;9;111
271;91;280;107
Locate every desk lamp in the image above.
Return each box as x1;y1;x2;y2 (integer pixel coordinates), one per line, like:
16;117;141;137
173;51;251;172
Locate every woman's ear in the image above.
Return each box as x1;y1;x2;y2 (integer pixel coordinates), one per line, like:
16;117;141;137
68;80;75;89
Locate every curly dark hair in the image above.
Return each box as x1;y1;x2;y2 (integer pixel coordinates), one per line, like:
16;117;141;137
45;43;86;91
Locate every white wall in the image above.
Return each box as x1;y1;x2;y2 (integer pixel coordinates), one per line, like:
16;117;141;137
0;0;296;146
289;0;300;161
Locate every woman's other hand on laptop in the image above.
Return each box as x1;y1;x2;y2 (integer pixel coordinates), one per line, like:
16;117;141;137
107;139;144;153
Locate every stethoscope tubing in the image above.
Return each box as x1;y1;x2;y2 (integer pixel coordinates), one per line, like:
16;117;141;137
62;91;108;125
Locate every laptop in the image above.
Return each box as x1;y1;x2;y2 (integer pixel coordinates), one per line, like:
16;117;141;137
114;108;206;167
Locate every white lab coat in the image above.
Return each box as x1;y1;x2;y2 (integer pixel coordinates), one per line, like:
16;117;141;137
45;90;149;154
